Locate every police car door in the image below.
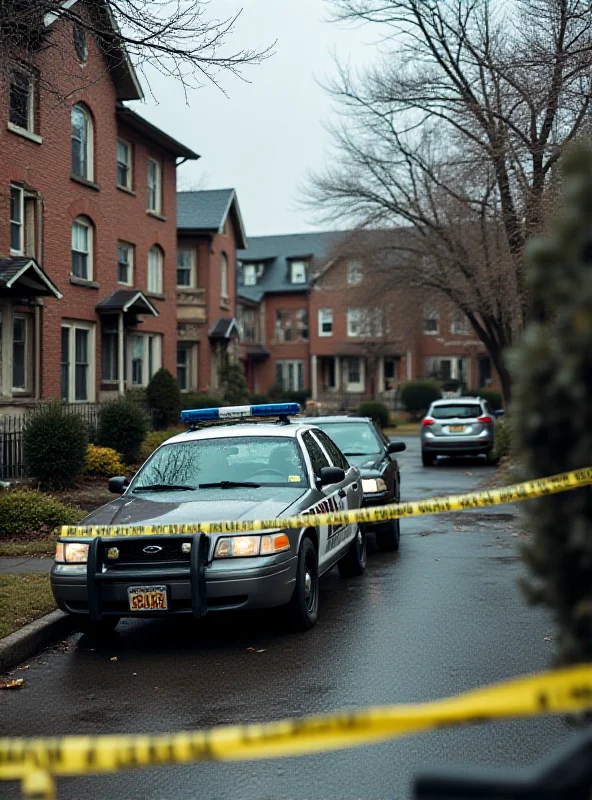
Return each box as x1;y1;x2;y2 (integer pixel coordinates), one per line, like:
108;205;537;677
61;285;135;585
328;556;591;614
314;428;360;545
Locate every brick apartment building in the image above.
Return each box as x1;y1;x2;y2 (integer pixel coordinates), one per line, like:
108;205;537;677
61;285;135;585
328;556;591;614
0;3;197;411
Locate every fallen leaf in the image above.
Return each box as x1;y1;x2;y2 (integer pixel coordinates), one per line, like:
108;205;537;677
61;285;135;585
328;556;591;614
132;673;138;676
465;472;473;476
544;636;554;642
110;657;118;662
0;679;24;690
20;665;30;671
246;647;256;652
256;649;266;654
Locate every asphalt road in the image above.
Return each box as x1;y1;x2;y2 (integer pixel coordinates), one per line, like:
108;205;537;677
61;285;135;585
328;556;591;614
0;438;571;799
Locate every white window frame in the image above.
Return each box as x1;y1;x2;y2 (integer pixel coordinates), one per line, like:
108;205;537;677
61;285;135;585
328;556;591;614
10;185;24;255
450;311;470;335
221;252;229;303
275;360;304;391
117;242;134;286
177;248;196;288
290;261;307;284
127;332;162;388
71;217;93;281
318;308;333;337
147;158;162;214
12;315;29;393
346;357;365;392
177;342;197;391
71;104;93;181
347;308;361;338
117;138;132;190
60;320;96;403
424;310;440;335
147;246;164;294
243;264;257;286
9;68;35;134
347;260;363;286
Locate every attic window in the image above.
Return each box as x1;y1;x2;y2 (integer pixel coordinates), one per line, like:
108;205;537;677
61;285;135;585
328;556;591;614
290;261;307;284
243;264;257;286
73;23;88;64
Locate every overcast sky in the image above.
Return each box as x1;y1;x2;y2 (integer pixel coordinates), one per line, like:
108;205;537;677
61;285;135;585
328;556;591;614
129;0;375;236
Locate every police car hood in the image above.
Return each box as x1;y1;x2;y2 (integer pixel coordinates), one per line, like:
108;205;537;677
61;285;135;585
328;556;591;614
81;487;307;528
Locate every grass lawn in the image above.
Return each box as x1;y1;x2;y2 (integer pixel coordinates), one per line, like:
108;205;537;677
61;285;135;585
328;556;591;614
0;535;57;558
0;573;56;639
385;423;419;437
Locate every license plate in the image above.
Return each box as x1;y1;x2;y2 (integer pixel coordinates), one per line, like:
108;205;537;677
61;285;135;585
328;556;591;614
127;586;168;611
449;425;465;433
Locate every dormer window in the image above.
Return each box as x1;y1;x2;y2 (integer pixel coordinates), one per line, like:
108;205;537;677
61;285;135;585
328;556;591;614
243;264;257;286
290;261;307;284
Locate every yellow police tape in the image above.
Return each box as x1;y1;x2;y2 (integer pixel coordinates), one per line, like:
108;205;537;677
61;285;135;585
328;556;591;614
0;665;591;790
58;466;592;538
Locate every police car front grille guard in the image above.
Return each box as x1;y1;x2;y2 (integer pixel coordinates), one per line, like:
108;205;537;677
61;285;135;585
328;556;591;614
85;533;210;620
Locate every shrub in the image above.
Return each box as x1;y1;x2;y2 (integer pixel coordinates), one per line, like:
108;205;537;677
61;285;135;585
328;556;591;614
24;402;88;489
266;385;310;407
466;387;504;411
400;380;442;416
249;393;270;405
180;393;224;410
219;361;249;405
146;368;182;429
97;397;149;464
0;489;84;538
359;401;390;429
139;428;183;462
493;419;512;461
83;444;125;477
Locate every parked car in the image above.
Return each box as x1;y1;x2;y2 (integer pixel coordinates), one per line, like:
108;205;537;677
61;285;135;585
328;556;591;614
420;397;500;466
295;416;406;551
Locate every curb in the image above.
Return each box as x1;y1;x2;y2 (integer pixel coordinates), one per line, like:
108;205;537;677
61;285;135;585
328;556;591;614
0;610;78;673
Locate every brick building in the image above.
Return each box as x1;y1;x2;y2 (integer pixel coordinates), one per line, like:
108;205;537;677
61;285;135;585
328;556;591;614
0;4;197;411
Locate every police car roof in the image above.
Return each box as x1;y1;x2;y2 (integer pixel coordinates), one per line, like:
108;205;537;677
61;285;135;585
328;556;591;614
164;421;307;446
294;416;372;424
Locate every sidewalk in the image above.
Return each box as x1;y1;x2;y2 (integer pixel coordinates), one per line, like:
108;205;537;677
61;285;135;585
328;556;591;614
0;556;51;574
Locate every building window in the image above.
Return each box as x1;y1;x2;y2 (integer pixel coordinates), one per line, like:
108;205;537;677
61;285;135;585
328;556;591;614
117;139;132;189
128;333;162;387
101;321;118;382
73;22;88;63
318;308;333;337
450;310;470;335
424;310;439;335
10;185;24;254
347;308;361;337
117;242;134;285
177;248;196;288
290;261;307;284
297;309;309;341
425;356;468;384
383;358;397;391
238;307;257;343
220;252;229;302
147;246;163;294
9;68;35;133
71;104;93;181
61;321;95;402
347;261;363;286
346;357;364;392
243;264;257;286
176;344;195;391
275;310;308;342
147;158;162;213
12;316;27;391
275;360;304;391
71;217;93;280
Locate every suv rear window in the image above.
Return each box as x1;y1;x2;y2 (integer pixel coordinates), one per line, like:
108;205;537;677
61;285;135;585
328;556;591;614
431;404;482;420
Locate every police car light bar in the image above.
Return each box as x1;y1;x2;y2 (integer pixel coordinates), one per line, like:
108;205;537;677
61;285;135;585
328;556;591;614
180;403;301;424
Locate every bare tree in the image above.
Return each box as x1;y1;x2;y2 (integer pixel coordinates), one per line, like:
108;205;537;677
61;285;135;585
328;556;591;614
310;0;592;402
0;0;272;99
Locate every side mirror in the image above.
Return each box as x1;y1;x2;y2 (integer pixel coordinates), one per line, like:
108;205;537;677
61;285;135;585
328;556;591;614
318;466;345;487
494;409;505;417
108;476;130;495
387;441;407;455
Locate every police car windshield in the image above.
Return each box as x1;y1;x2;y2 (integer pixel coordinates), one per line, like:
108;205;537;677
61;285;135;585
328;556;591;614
131;436;308;490
315;422;383;456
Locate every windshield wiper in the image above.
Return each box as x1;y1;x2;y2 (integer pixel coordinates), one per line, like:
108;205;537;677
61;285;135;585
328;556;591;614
199;481;261;489
132;484;196;493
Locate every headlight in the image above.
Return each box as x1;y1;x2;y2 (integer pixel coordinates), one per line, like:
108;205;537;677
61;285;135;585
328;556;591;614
215;533;290;558
362;478;387;494
55;542;89;563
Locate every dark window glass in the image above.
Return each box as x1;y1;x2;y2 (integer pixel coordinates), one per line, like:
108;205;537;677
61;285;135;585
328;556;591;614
9;71;31;130
431;404;481;420
74;328;89;401
61;327;70;401
314;430;349;471
302;431;329;478
12;317;26;390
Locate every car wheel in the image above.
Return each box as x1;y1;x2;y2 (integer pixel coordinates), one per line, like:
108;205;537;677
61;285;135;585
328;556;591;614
287;536;319;631
486;449;499;466
422;450;435;467
376;518;400;552
338;526;367;578
78;616;120;636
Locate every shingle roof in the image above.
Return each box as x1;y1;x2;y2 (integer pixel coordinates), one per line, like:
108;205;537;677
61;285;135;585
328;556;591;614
0;257;62;299
236;231;348;302
96;290;159;316
177;190;247;248
209;317;239;340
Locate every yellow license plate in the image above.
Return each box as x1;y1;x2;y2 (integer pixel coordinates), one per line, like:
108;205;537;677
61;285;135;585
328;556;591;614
127;586;168;611
449;425;465;433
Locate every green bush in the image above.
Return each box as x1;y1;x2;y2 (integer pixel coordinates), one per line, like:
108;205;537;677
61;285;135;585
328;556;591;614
180;393;224;411
493;419;511;461
267;385;310;407
146;368;181;429
359;401;390;429
249;394;270;405
24;402;88;489
97;397;149;464
466;387;504;411
139;428;184;462
400;380;442;416
219;361;249;405
0;489;84;538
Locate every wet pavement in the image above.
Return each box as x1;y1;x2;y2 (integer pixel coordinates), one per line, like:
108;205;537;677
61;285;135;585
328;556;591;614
0;437;570;799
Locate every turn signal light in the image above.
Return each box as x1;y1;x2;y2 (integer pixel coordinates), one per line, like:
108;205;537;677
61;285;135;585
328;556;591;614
421;418;435;426
260;533;290;554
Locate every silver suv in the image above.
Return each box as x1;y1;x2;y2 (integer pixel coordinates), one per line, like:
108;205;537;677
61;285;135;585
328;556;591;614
420;397;499;466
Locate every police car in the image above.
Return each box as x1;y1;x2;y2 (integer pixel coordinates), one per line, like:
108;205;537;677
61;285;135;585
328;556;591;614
50;403;364;634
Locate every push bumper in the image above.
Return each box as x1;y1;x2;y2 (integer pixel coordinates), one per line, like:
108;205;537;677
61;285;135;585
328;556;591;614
361;491;393;529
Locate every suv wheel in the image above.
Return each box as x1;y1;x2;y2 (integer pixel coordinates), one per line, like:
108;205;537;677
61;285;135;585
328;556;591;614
376;518;400;552
287;536;319;631
338;526;367;577
422;450;435;467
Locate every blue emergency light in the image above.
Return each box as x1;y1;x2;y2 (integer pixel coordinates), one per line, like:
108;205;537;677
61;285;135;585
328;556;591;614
180;402;301;424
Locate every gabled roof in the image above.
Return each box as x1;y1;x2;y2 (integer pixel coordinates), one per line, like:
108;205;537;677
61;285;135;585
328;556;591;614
177;190;247;249
116;106;199;161
96;289;159;316
236;231;348;302
0;257;62;299
209;317;239;340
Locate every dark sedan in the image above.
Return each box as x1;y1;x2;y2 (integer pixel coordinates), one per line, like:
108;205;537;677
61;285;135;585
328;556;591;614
296;416;406;551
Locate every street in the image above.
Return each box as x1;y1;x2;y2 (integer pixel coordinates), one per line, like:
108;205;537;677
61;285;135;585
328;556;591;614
0;437;570;799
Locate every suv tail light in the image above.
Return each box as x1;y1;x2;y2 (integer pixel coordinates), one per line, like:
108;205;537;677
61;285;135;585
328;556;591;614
422;418;435;426
478;415;494;424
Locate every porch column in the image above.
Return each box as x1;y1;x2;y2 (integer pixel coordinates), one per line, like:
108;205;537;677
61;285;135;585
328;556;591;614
377;357;385;394
406;348;413;380
118;312;125;396
1;303;13;398
34;305;41;400
334;356;340;391
311;354;318;400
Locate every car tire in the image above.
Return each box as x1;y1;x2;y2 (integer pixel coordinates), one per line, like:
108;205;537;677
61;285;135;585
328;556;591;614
376;518;400;552
287;536;319;631
338;526;367;578
78;616;120;636
422;450;435;467
486;449;499;466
